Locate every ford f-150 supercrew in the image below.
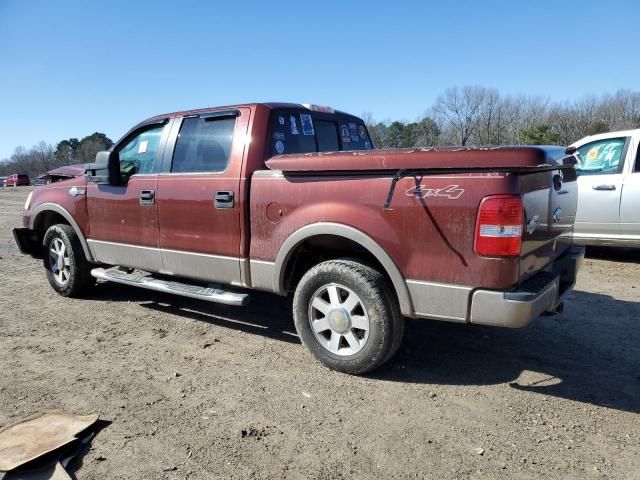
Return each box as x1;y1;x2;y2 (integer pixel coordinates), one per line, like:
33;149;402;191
13;103;585;374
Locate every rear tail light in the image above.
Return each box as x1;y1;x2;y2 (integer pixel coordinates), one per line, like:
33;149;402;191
474;195;523;257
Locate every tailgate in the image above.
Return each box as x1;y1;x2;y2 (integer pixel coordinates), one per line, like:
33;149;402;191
519;166;578;282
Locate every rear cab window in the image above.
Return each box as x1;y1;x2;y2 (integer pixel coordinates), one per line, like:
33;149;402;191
268;107;373;157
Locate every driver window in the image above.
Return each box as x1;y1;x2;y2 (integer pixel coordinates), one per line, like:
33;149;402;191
576;137;626;176
118;125;165;175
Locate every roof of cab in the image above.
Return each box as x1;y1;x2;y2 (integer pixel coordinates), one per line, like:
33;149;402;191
138;102;354;126
570;128;640;147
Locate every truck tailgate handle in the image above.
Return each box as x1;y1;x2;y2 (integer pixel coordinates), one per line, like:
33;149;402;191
139;189;155;205
592;184;616;191
214;191;234;208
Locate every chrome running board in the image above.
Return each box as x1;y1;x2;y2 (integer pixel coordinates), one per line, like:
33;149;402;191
91;267;249;306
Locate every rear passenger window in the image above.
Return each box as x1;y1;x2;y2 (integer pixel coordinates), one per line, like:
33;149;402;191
172;117;235;173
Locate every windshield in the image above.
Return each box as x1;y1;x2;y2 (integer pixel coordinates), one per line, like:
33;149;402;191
268;109;373;157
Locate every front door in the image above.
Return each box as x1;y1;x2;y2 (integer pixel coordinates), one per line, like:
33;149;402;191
620;138;640;240
86;121;171;272
156;108;250;286
574;136;628;241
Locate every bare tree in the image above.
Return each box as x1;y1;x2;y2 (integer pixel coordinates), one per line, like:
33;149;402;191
476;88;517;145
433;86;488;146
10;146;32;174
30;141;54;172
75;139;103;163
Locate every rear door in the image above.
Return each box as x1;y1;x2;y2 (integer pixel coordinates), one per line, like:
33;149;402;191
155;108;250;286
574;136;629;240
619;135;640;240
86;120;171;272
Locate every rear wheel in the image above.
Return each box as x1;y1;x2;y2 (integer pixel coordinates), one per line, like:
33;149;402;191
43;224;95;297
293;259;404;374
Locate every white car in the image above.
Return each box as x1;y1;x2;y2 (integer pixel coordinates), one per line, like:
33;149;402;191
571;129;640;247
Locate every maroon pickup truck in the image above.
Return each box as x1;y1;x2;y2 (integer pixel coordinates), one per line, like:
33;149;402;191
14;103;584;374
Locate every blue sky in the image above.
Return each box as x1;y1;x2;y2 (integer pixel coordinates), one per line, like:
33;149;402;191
0;0;638;159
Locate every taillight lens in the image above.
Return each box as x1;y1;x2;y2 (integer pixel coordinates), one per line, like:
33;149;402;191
474;195;523;257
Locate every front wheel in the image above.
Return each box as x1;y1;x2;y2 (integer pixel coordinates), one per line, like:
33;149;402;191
43;224;95;297
293;259;404;375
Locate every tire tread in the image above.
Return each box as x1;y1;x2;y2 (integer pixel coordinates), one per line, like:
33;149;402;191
293;258;404;374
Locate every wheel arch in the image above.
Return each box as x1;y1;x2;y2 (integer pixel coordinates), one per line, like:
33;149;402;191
274;222;414;316
30;203;94;262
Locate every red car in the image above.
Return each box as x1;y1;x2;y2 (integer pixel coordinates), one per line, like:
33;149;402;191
5;174;30;187
13;103;584;374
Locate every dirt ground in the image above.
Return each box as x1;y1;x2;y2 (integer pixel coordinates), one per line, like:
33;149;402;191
0;186;638;480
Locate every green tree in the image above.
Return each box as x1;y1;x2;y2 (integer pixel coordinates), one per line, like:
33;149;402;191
411;117;440;147
384;121;406;148
520;123;560;145
75;132;113;163
54;138;79;165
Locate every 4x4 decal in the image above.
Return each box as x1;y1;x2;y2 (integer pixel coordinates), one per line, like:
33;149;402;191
406;184;464;200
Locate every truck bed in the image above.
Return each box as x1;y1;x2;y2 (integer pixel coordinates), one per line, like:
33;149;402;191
251;145;579;323
265;146;571;172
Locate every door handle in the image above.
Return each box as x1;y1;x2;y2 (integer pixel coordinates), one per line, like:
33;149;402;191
592;184;616;191
214;190;234;208
139;189;155;205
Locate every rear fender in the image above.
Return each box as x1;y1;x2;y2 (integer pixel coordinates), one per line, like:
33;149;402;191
273;222;414;316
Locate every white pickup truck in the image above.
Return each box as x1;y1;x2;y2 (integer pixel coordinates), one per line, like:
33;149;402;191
571;129;640;247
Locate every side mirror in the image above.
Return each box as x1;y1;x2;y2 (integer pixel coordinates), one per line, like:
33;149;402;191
86;151;111;184
107;150;122;186
86;150;125;185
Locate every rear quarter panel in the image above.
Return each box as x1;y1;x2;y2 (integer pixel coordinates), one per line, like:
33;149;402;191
250;171;521;289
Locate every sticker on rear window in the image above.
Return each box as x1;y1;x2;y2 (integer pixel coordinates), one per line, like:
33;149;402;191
273;132;285;141
300;114;315;136
138;140;148;154
348;122;359;142
275;140;285;154
278;115;285;125
340;125;351;143
359;125;368;140
290;115;299;135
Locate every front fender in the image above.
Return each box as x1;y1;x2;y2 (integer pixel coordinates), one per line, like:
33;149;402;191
29;203;94;262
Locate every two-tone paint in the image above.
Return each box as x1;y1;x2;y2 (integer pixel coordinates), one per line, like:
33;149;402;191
19;103;582;327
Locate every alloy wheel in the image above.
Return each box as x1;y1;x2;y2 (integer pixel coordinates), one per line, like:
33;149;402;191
49;238;71;286
308;283;370;356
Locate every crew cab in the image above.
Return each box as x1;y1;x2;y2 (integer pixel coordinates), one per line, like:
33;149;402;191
13;103;584;374
571;129;640;247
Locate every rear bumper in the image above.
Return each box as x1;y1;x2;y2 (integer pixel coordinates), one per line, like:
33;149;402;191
12;227;42;258
469;245;585;328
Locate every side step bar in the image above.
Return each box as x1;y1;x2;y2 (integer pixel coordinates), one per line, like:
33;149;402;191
91;268;249;306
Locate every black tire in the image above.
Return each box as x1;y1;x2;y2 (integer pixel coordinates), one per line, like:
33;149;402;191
42;224;95;297
293;259;405;375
